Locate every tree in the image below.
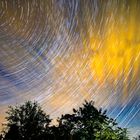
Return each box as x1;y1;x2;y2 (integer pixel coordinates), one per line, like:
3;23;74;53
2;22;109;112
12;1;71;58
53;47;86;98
58;101;129;140
2;101;51;140
1;100;130;140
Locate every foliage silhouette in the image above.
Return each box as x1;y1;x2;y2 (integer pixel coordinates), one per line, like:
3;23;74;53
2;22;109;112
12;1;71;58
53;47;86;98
2;101;51;140
57;101;129;140
1;100;129;140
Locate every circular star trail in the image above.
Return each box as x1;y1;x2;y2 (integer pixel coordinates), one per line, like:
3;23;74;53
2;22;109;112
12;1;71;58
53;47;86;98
0;0;140;137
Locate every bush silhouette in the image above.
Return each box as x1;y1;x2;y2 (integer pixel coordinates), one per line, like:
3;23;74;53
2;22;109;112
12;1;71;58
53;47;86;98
1;100;129;140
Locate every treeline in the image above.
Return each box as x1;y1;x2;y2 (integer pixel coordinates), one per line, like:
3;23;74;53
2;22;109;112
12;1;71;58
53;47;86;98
0;100;130;140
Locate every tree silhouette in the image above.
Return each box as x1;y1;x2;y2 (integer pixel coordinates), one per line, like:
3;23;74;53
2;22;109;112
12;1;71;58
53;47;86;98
1;100;130;140
57;101;129;140
2;101;51;140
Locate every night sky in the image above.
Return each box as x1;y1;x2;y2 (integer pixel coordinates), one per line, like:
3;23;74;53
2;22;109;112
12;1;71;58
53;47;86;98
0;0;140;137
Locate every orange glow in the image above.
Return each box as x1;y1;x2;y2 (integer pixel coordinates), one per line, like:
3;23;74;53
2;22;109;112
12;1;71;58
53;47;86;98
86;4;140;100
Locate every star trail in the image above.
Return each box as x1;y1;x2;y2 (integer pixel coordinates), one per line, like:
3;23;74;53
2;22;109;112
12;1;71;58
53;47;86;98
0;0;140;137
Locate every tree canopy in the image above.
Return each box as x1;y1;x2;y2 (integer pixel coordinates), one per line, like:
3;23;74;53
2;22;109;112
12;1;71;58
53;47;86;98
0;100;130;140
2;101;51;140
57;101;129;140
